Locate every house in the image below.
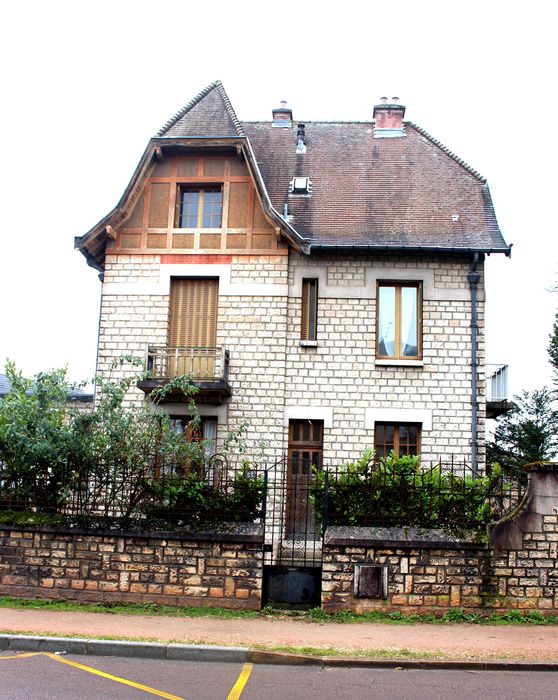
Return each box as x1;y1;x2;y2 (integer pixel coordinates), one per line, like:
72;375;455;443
75;81;510;480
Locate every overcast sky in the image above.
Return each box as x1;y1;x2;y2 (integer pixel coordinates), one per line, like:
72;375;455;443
1;0;556;398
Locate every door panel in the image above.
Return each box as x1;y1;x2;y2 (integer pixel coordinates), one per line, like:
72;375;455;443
286;420;323;535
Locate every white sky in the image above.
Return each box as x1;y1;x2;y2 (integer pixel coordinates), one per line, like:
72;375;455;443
1;0;556;397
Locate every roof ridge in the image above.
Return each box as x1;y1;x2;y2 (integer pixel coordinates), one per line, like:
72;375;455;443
157;81;244;137
407;122;486;183
216;82;245;137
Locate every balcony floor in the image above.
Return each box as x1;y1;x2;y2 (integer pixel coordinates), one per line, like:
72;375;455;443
137;378;232;404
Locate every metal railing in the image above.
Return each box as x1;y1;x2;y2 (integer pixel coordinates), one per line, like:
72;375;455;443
319;457;524;530
146;345;229;382
0;452;525;536
487;364;509;402
0;455;265;529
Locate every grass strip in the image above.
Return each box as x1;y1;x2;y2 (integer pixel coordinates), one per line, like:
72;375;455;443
1;597;557;626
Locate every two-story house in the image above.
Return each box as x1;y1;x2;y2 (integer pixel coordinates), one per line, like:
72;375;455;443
75;81;510;484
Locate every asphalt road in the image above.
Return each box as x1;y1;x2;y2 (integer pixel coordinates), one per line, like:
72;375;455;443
1;652;557;699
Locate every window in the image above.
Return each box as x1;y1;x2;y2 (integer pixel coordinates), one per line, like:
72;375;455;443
374;423;421;459
170;416;218;480
177;187;222;228
168;278;218;377
301;279;318;341
377;282;421;359
288;419;323;475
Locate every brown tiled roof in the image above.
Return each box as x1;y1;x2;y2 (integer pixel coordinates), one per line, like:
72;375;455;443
242;121;509;253
157;81;245;138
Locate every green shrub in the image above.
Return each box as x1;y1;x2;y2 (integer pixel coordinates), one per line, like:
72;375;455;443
310;451;505;532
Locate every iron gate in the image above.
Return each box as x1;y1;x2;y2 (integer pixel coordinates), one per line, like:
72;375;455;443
262;457;327;567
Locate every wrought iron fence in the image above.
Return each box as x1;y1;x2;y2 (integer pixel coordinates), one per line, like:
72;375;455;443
318;456;525;530
0;452;525;536
0;455;265;529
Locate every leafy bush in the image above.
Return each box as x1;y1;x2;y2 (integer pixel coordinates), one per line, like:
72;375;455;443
310;451;506;532
0;360;263;528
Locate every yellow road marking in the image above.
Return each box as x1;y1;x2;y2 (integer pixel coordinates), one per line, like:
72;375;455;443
0;652;44;660
45;653;187;700
227;663;253;700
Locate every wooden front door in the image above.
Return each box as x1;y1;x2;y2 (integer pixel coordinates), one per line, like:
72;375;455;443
286;420;323;535
168;278;218;377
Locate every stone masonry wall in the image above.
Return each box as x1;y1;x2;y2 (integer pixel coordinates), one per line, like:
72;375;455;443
322;533;488;612
0;527;263;610
96;250;485;463
322;465;558;614
286;253;486;465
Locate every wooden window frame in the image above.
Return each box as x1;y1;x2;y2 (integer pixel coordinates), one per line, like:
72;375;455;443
376;281;422;360
176;186;223;229
301;278;319;341
169;415;218;481
374;422;421;460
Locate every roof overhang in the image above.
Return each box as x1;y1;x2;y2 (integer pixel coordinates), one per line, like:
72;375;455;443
308;244;512;257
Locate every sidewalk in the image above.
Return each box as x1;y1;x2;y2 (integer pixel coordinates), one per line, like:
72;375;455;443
1;608;558;666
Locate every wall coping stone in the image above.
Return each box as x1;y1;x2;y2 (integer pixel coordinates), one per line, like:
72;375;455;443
0;522;264;544
324;525;487;550
524;461;558;473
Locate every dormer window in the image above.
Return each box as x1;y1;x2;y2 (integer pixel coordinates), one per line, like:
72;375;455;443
289;177;312;195
177;187;222;228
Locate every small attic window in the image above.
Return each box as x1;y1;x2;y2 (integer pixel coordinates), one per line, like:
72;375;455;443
289;177;312;195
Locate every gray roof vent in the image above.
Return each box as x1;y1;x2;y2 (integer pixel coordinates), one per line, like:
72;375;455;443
289;177;312;195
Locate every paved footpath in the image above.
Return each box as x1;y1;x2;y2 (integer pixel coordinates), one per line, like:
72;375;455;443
1;608;558;664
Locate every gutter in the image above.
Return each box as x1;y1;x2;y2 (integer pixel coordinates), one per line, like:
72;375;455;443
309;244;512;257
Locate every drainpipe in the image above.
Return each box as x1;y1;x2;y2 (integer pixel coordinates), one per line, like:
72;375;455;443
467;253;480;478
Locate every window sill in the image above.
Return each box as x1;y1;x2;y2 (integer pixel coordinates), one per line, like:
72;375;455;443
300;340;318;348
375;359;424;368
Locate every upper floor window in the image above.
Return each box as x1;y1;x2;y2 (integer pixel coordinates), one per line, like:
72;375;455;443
377;282;422;359
177;187;222;228
301;278;318;341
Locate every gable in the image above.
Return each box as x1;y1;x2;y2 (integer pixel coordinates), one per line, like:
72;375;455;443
106;151;284;256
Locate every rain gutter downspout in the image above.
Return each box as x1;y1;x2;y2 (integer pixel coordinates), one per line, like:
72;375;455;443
467;253;481;477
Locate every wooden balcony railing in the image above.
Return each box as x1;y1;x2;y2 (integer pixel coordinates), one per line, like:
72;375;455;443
146;345;229;382
139;346;231;403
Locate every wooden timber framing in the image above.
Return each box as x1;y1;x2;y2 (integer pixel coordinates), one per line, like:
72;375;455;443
106;154;288;257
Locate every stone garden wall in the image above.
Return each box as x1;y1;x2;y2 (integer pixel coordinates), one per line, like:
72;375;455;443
322;464;558;613
0;526;263;610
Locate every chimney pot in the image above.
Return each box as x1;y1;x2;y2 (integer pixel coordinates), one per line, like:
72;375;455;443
391;96;399;103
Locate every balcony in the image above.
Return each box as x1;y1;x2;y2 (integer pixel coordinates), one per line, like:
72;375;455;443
137;345;232;404
486;364;513;418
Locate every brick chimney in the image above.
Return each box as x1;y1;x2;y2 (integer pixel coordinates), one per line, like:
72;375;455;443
373;97;406;136
272;100;293;128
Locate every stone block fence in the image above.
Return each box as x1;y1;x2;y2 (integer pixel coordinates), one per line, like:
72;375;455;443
0;464;556;613
0;525;263;610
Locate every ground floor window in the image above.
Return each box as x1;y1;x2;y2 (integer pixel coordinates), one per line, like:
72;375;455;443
169;416;218;479
374;422;421;459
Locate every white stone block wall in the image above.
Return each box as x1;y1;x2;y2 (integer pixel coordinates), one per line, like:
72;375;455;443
284;253;486;467
95;251;486;467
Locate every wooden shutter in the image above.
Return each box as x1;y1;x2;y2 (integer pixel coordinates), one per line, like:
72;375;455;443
168;279;218;376
301;279;318;340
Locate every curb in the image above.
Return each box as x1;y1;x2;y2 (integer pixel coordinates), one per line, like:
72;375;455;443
1;634;557;672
